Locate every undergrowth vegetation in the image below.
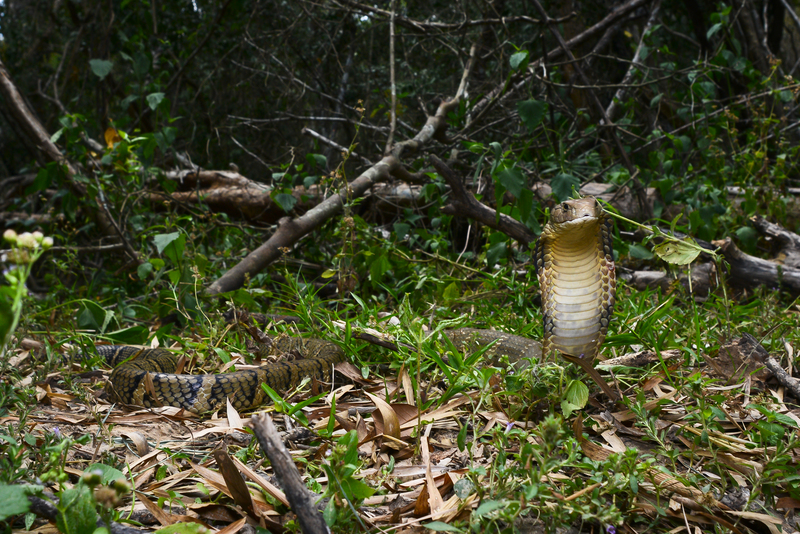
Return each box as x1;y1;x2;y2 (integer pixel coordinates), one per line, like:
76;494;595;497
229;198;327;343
4;1;800;532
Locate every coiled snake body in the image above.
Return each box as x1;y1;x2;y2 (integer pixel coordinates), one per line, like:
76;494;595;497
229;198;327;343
101;197;616;414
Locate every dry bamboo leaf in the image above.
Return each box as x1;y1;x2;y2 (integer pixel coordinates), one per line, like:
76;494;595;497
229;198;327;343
230;454;291;508
119;430;150;456
214;517;248;534
213;449;255;518
421;424;444;514
226;397;244;429
366;391;401;440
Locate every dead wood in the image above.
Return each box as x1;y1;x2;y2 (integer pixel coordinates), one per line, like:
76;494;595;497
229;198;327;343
750;214;800;269
736;333;800;400
0;59;139;261
205;97;459;295
716;237;800;293
158;169;322;224
621;262;716;297
434;155;536;245
250;414;328;534
600;349;681;368
0;62;106;227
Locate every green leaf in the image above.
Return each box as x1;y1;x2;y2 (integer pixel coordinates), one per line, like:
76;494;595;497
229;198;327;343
496;166;525;198
517;99;547;132
85;464;126;485
486;240;507;267
735;226;758;254
564;379;589;409
153;232;181;254
137;262;154;279
323;497;337;526
105;326;149;345
273;193;297;212
628;244;654;260
153;524;209;534
550;173;580;202
56;485;97;534
340;477;376;500
146;93;165;110
474;499;505;517
424;521;464;532
653;239;701;265
89;59;114;80
77;300;116;333
132;51;150;78
0;484;42;521
153;232;185;265
509;51;529;71
369;253;391;282
442;282;460;303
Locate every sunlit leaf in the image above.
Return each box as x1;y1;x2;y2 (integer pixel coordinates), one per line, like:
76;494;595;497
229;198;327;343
653;239;701;265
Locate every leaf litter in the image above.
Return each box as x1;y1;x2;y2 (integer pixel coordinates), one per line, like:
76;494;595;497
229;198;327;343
6;323;800;534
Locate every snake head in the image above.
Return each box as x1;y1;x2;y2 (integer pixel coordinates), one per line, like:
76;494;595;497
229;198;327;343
550;197;603;225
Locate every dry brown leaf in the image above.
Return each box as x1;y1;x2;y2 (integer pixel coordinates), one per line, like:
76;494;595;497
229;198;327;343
366;391;401;440
118;430;150;456
104;127;122;147
213;449;255;518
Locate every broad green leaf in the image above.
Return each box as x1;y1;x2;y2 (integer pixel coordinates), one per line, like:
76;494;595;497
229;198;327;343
734;226;758;254
85;464;126;485
496;166;525;198
442;282;460;302
474;499;505;517
509;50;529;70
653;239;701;265
153;232;181;254
424;521;464;532
628;244;654;260
564;379;589;409
273;193;297;212
105;326;149;345
550;173;580;202
56;485;97;534
89;59;113;80
154;524;209;534
146;92;165;110
517;99;547;132
0;484;42;521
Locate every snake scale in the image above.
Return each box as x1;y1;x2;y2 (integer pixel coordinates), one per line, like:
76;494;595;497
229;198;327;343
100;197;616;414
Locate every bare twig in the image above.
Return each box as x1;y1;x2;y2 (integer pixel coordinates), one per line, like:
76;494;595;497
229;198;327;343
605;0;662;122
432;155;536;245
530;0;651;218
302;127;373;166
384;0;398;155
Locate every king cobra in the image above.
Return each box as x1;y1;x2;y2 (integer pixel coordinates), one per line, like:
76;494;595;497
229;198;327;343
99;196;616;414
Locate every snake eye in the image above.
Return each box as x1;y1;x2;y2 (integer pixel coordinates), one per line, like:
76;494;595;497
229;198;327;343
561;203;570;211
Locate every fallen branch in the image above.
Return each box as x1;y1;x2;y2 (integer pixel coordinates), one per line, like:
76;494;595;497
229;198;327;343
716;237;800;293
738;333;800;400
250;414;328;534
206;96;459;295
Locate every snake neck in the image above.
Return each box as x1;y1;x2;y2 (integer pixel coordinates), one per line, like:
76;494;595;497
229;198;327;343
538;215;615;361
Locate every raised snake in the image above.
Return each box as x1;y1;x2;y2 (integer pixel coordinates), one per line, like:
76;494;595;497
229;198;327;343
100;197;616;414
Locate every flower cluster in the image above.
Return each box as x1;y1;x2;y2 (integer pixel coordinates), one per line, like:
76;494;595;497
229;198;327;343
3;229;53;265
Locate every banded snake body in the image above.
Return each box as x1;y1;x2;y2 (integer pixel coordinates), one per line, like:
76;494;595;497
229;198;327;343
100;197;617;414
